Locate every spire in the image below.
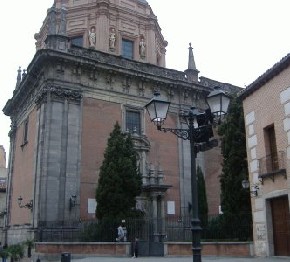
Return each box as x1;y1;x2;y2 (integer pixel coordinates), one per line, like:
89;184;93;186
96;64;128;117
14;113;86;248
185;43;199;83
188;43;196;70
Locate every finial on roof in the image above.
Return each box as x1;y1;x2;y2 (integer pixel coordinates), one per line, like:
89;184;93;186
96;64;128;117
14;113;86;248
22;69;27;78
185;43;199;83
16;66;22;88
188;42;196;70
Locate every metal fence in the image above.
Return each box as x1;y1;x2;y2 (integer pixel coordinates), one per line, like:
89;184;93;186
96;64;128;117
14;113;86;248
165;213;252;242
35;213;253;242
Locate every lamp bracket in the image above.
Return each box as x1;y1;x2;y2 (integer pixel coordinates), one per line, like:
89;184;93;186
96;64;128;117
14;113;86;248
18;197;33;210
251;184;260;197
24;200;34;210
0;209;7;217
69;195;77;211
159;127;189;140
159;124;212;144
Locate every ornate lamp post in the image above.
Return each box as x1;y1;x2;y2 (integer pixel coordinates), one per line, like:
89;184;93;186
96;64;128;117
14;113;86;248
145;87;230;262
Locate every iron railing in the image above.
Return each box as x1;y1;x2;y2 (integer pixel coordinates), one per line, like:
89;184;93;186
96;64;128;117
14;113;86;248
35;213;252;243
165;213;252;242
258;151;286;175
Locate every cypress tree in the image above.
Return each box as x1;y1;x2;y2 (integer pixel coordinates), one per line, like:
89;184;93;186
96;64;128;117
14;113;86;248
218;96;251;215
96;122;142;220
197;166;208;227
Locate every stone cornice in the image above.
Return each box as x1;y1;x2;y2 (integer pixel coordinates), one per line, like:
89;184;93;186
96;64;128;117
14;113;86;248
3;47;211;118
67;46;207;90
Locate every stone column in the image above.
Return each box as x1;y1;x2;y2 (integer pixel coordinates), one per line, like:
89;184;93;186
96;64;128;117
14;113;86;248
5;125;17;236
96;2;109;52
157;166;164;185
146;24;156;65
160;195;166;237
149;164;156;185
151;193;158;242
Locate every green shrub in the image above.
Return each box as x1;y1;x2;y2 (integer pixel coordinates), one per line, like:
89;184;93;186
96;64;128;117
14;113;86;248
0;249;9;259
7;243;24;261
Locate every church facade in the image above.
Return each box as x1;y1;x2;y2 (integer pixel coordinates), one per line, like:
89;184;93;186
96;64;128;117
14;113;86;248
3;0;239;244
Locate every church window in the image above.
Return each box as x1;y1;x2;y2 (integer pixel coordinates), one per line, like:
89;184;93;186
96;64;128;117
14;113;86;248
71;36;83;47
126;110;141;135
21;118;29;148
122;39;134;60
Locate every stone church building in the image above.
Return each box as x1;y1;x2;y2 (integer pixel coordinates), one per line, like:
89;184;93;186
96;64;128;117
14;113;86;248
3;0;239;243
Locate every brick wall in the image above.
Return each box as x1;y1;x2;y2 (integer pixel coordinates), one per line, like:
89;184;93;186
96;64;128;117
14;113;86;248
35;242;129;257
242;61;290;256
35;241;253;257
11;108;37;225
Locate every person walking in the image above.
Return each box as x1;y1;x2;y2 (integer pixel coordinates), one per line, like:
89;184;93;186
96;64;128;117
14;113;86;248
132;237;139;258
116;224;124;242
0;242;7;262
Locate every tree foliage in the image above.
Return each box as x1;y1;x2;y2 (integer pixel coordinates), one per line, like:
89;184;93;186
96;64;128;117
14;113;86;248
218;96;251;215
96;122;142;220
197;166;208;227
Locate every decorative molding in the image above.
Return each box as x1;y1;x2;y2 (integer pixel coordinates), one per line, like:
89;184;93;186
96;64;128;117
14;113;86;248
184;89;189;100
56;63;65;74
8;124;17;139
131;134;150;152
168;85;174;98
35;84;82;106
73;65;82;76
68;48;190;82
122;76;131;93
138;81;145;97
89;69;98;80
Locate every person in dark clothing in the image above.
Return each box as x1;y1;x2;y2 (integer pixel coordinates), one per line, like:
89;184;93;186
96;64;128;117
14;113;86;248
132;237;139;258
0;243;8;262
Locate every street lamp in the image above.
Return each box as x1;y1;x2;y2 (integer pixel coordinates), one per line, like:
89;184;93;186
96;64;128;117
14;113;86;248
145;86;230;262
242;179;259;197
207;86;231;124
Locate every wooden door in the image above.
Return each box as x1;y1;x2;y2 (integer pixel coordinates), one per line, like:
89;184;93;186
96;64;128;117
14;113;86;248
271;196;290;256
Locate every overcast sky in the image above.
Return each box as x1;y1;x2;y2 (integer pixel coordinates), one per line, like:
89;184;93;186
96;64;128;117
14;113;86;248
1;0;290;160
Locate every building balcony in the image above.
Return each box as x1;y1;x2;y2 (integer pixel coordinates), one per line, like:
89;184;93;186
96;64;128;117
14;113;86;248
258;151;287;183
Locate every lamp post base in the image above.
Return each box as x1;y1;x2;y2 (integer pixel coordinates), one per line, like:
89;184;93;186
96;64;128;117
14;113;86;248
191;218;202;262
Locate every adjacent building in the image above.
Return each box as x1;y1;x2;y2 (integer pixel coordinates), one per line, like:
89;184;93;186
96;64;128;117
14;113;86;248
0;146;7;243
240;54;290;256
3;0;239;244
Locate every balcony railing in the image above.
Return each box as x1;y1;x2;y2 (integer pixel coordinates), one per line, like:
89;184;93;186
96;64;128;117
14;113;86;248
258;151;287;183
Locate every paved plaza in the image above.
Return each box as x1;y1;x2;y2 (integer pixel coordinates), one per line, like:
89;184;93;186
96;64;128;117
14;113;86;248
66;256;290;262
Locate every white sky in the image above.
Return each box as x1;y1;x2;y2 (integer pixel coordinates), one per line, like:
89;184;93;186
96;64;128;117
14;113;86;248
1;0;290;160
